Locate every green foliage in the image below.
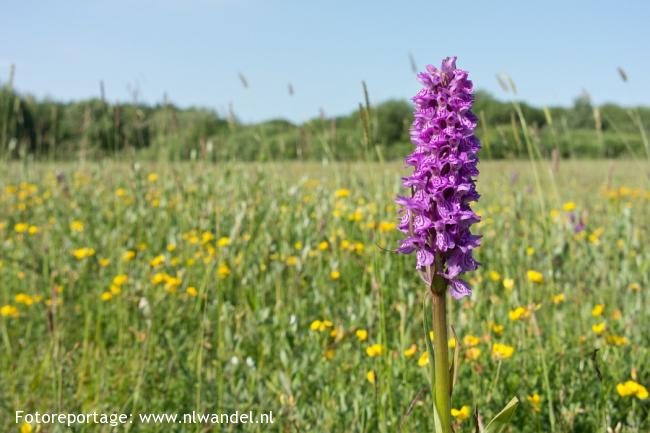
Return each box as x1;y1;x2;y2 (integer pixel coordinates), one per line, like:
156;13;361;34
0;160;650;433
0;161;648;432
481;397;519;433
1;84;650;161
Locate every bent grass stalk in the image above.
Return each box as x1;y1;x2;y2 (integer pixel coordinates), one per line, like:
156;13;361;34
503;75;559;432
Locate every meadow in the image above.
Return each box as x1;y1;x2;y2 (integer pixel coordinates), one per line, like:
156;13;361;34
0;159;648;432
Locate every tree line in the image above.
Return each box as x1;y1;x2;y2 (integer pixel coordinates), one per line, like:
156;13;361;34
1;83;649;161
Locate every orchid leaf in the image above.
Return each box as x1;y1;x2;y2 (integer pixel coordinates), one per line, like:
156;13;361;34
423;295;442;432
423;295;436;385
431;397;443;433
449;326;461;397
483;397;519;433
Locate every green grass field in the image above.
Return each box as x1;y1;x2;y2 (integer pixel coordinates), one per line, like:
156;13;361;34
1;160;648;432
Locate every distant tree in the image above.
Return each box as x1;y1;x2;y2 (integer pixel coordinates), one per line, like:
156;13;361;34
375;100;411;145
570;92;594;129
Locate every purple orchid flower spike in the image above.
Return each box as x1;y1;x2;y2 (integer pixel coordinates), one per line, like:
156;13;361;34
395;56;481;299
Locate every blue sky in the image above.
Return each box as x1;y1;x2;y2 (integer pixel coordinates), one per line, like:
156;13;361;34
1;0;649;123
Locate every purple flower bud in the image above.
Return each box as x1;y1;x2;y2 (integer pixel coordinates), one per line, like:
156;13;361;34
510;170;519;185
574;221;586;233
396;57;481;299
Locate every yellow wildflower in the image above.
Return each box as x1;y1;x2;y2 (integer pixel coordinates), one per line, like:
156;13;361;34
508;307;530;321
15;294;34;306
591;304;604;317
164;276;182;293
628;283;641;292
491;323;504;335
355;329;368;341
527;270;544;283
562;201;576;212
366;370;376;384
217;237;230;247
186;286;198;297
591;322;606;335
147;173;158;182
489;271;501;282
527;393;541;412
552;293;565;304
588;227;605;245
14;222;29;233
321;320;332;329
201;231;214;243
404;344;417;358
70;220;84;232
348;208;363;222
366;344;385;357
72;247;95;260
285;256;298;266
151;273;165;285
335;188;350;198
606;335;629;346
150;254;165;267
503;278;514;291
309;320;333;332
330;270;340;280
378;221;396;232
122;250;136;262
616;380;648;400
448;338;457;349
418;351;429;367
1;305;19;318
450;406;470;421
20;422;32;433
465;347;481;361
100;292;113;301
492;343;515;361
112;274;128;286
217;264;231;279
526;247;535;256
463;335;481;347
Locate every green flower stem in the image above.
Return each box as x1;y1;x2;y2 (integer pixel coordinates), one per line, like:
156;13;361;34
431;276;451;433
